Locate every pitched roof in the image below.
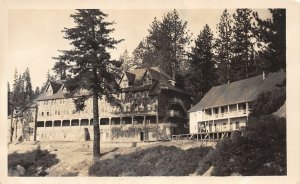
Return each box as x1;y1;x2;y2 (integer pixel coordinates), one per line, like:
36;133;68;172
123;67;192;96
188;70;286;112
36;67;192;101
49;80;63;93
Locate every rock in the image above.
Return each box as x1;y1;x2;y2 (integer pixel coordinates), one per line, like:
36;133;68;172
16;165;26;175
8;168;20;176
231;172;242;176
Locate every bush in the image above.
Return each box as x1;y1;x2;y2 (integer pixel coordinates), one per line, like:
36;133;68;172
209;115;286;176
8;145;59;176
250;88;285;118
89;145;212;176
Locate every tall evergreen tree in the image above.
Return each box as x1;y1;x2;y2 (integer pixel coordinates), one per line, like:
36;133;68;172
187;25;217;100
8;82;12;115
35;86;40;95
215;9;234;84
253;9;286;72
231;9;256;81
132;39;155;68
53;55;69;80
12;70;23;110
41;70;55;92
133;10;191;79
54;9;123;160
119;49;134;71
23;68;34;104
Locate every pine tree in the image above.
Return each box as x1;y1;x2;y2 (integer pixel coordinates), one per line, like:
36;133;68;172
41;70;55;92
133;10;191;80
12;70;23;110
54;9;123;160
119;49;133;71
231;9;256;81
132;39;155;68
253;9;286;72
187;25;217;100
8;82;12;115
215;9;234;84
52;55;69;80
35;87;40;95
23;68;33;104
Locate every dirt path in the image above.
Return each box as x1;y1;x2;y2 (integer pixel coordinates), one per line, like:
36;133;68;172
8;140;216;176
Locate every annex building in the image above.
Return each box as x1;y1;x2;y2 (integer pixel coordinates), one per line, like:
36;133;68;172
187;70;285;140
32;67;193;142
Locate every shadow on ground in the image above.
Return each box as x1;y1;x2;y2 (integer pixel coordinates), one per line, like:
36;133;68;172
8;146;59;177
89;145;212;176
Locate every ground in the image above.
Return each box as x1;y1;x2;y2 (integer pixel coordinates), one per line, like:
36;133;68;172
8;140;216;177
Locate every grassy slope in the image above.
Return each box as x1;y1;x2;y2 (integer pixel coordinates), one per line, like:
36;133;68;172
89;145;212;176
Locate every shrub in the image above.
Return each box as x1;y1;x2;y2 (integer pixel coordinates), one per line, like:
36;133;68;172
250;88;286;118
8;145;59;176
88;145;212;176
209;115;286;176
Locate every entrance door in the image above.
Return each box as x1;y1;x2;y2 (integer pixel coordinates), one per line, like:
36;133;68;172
140;131;144;141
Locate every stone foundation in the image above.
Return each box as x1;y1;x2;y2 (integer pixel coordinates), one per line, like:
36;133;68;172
36;123;174;142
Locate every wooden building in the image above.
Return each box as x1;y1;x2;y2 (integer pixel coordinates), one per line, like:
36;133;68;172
34;67;193;142
188;70;286;139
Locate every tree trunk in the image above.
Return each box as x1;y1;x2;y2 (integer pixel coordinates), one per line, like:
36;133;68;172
10;109;14;142
34;105;38;141
93;91;100;161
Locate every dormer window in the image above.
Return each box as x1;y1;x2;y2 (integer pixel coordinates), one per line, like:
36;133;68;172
143;72;152;85
120;75;129;88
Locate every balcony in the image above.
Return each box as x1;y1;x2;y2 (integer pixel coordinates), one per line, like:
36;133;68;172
203;109;248;121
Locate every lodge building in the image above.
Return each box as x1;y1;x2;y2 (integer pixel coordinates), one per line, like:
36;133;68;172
34;67;193;142
188;70;286;139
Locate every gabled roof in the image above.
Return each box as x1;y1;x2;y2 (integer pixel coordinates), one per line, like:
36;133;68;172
36;80;65;101
122;67;192;96
49;80;63;93
36;67;192;101
188;70;286;112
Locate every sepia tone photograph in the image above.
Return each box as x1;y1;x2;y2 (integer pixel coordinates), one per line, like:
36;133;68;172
1;1;299;183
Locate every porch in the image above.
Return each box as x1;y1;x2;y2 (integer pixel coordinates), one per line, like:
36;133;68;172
171;130;243;141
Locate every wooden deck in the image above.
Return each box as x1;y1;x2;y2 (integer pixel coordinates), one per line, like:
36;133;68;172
171;130;243;141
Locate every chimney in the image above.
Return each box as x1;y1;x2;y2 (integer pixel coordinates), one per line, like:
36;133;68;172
263;71;266;80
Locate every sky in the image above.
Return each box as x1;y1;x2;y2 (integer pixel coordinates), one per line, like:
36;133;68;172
7;9;271;90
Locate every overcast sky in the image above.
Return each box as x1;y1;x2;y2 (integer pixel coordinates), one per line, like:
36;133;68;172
7;9;271;89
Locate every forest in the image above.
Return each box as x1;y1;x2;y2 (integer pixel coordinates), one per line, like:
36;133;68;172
8;8;286;114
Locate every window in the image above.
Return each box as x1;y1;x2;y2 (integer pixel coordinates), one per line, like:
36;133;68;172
37;121;44;127
71;119;79;126
54;120;61;127
47;112;49;116
45;121;52;127
62;120;70;126
235;121;240;129
239;103;246;110
214;108;218;114
41;112;44;116
80;119;89;126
